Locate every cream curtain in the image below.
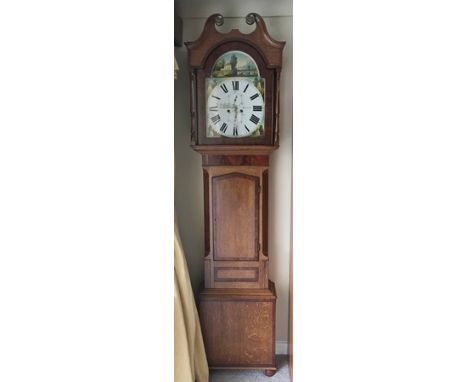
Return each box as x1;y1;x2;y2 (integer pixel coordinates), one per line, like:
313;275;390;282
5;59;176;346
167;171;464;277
174;56;179;80
174;226;209;382
174;52;207;382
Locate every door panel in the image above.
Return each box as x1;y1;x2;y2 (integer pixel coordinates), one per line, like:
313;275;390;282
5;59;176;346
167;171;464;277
212;173;259;261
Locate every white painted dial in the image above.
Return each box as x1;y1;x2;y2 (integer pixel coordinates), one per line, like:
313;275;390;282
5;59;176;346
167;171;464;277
206;78;264;138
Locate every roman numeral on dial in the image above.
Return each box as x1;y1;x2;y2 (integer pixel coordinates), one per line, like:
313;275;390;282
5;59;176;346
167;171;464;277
253;105;262;111
211;115;221;124
249;114;260;125
220;84;228;93
243;84;249;93
233;126;238;136
212;95;221;100
244;124;250;132
209;106;218;111
250;93;259;101
220;122;228;133
232;81;239;91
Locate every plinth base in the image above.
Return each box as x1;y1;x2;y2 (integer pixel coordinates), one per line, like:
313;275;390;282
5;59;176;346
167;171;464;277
198;280;277;373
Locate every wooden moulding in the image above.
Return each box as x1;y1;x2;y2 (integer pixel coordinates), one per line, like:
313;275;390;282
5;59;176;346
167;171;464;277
262;169;269;257
200;280;276;299
214;267;259;283
198;281;277;371
185;13;285;69
203;169;210;256
210;261;268;289
202;154;269;167
193;145;277;155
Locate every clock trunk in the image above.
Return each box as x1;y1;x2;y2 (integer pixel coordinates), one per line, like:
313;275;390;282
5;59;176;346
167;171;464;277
203;156;269;289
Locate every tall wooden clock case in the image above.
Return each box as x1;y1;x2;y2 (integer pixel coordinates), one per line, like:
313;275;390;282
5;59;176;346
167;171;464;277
185;13;285;376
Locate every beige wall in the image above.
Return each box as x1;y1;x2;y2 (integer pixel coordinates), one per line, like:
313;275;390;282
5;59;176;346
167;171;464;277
174;16;292;343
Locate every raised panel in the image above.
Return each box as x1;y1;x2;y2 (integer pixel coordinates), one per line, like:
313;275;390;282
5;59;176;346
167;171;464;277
214;267;259;283
198;283;276;368
212;173;259;261
201;301;274;366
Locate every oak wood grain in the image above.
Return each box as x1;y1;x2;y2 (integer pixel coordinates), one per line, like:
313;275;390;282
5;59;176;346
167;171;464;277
199;281;277;370
204;166;268;289
212;173;259;261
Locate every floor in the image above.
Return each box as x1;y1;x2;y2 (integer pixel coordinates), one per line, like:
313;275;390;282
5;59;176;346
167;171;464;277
209;356;290;382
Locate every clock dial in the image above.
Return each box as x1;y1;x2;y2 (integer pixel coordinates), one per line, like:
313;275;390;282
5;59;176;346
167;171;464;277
206;78;264;138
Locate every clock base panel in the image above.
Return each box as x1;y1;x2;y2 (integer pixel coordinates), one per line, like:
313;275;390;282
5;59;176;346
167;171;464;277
198;280;276;371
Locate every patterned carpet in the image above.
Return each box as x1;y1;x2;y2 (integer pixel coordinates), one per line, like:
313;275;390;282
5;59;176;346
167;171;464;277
209;356;290;382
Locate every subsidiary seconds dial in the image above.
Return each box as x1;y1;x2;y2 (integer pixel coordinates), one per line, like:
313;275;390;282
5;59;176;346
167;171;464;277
206;79;264;138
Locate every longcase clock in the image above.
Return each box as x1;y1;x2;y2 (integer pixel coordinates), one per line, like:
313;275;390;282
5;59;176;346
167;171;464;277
185;13;285;376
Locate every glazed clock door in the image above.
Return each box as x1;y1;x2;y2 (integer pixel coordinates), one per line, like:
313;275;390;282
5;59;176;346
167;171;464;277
206;78;265;138
195;42;276;147
205;50;266;139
